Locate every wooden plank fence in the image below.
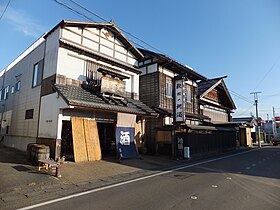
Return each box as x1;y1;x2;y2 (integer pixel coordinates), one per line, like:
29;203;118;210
176;131;236;156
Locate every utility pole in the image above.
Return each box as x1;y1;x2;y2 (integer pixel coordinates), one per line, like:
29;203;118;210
250;91;261;147
273;106;277;137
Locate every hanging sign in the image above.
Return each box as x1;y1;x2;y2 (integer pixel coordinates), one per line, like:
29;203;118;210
175;78;185;122
116;127;139;159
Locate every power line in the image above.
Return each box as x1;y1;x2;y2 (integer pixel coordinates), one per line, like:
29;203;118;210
52;0;92;20
67;0;168;55
234;104;255;117
52;0;148;51
253;54;280;91
260;92;280;99
228;89;254;104
0;0;12;21
53;0;258;107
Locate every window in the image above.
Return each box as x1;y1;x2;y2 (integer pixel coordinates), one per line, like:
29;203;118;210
86;60;102;86
186;84;192;103
0;89;2;101
11;86;15;94
15;81;21;92
32;60;43;87
3;86;9;100
25;109;34;119
166;77;172;97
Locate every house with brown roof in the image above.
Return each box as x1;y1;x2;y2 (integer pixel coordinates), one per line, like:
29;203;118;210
0;20;157;161
138;49;236;154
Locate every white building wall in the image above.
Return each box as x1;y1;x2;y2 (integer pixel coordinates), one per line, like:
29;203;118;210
57;48;86;81
204;106;228;122
43;28;60;79
60;26;138;66
0;42;45;150
57;46;139;96
38;93;68;139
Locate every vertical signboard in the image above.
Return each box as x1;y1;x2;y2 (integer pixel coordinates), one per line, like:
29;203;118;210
174;79;185;122
116;113;139;159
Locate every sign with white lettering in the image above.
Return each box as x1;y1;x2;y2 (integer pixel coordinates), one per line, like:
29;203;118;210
116;127;139;159
175;79;185;122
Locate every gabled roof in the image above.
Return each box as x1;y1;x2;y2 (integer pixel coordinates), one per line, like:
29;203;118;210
54;84;158;117
138;49;207;81
45;20;144;59
232;117;258;127
198;76;236;110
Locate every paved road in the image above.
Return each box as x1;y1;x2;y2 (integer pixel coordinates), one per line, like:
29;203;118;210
22;146;280;210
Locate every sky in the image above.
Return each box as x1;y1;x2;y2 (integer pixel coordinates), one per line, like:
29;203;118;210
0;0;280;119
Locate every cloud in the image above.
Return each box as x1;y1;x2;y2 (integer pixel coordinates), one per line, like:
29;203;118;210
0;6;47;38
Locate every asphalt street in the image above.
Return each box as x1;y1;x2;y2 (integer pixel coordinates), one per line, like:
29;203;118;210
21;146;280;210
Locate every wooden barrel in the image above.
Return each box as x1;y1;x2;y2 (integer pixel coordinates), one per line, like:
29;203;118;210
31;144;50;165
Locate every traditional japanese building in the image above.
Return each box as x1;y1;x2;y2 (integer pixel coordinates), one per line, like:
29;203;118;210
138;49;236;154
0;20;157;161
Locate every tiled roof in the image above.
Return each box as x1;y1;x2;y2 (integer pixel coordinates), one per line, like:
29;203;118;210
197;78;221;96
138;48;207;81
54;84;158;117
197;77;236;110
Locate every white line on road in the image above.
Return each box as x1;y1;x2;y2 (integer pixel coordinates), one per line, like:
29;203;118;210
18;149;258;210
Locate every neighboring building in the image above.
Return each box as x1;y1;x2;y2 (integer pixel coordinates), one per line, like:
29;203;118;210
138;49;236;154
197;76;236;123
261;120;274;140
274;116;280;137
0;20;157;161
232;117;259;144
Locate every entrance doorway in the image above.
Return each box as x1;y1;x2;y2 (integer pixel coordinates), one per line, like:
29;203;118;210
61;120;74;161
97;122;116;156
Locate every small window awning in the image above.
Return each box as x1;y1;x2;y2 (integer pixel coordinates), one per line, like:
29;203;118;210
97;67;129;80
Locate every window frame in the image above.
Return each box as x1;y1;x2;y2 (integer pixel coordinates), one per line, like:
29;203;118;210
165;77;173;97
15;80;21;92
25;109;34;120
32;59;43;88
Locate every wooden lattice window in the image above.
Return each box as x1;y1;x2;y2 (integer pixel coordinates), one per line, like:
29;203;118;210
86;60;102;86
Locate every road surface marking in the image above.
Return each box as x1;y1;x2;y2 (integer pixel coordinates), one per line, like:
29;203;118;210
19;149;258;210
246;167;251;170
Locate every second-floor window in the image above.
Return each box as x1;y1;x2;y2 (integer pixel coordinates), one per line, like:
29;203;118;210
15;81;21;92
3;86;9;100
86;60;102;86
186;84;192;103
185;84;195;113
166;77;172;97
32;60;43;87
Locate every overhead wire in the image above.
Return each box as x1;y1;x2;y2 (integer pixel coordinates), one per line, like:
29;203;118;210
67;0;168;55
0;0;12;21
234;104;255;117
253;54;280;91
53;0;256;112
228;89;254;104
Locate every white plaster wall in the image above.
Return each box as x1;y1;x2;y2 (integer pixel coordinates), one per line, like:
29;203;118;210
44;28;60;79
38;93;69;138
160;66;176;78
147;63;158;73
57;48;85;81
61;26;138;67
59;50;138;96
